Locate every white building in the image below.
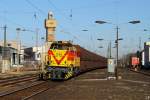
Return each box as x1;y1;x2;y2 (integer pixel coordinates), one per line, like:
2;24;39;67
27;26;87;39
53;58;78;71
144;42;150;69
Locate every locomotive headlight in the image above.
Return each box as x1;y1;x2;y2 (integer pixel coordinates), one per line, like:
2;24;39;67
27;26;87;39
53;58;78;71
64;61;67;64
47;61;51;65
47;67;52;71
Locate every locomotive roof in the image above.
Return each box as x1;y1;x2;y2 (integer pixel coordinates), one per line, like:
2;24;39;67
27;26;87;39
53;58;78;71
51;41;72;45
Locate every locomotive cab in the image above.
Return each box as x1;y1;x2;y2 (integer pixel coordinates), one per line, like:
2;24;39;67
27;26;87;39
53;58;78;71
39;41;80;80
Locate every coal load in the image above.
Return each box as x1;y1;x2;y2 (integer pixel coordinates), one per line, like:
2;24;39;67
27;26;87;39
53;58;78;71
74;45;107;72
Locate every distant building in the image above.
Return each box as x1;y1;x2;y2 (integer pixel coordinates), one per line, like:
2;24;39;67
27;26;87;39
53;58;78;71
24;47;35;61
0;46;18;73
0;41;24;73
24;45;46;62
0;41;19;50
144;42;150;69
0;40;23;62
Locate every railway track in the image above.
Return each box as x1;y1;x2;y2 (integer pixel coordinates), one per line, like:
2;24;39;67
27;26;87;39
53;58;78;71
0;74;36;80
130;69;150;76
0;68;107;100
0;66;106;100
0;74;37;86
0;80;60;100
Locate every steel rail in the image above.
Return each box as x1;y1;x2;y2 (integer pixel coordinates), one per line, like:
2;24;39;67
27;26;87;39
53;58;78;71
130;69;150;76
0;74;37;83
0;81;46;97
22;82;60;100
22;87;50;100
0;76;37;86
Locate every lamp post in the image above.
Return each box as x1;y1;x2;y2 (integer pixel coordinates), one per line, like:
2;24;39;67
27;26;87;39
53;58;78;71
16;28;33;66
22;29;39;53
0;25;7;55
97;38;104;56
98;46;103;48
95;20;140;80
98;39;112;58
97;38;104;41
144;29;150;39
108;41;112;58
16;28;21;66
0;25;7;73
82;29;88;32
41;37;45;71
115;26;123;79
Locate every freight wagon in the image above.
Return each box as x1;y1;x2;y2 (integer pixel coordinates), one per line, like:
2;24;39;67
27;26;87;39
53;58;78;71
130;56;140;70
39;41;107;80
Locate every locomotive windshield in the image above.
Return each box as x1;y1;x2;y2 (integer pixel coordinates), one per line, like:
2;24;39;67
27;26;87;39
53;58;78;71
50;42;72;50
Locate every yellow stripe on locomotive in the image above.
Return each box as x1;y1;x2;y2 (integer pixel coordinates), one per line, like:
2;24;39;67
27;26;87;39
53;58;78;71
42;41;80;80
48;49;80;68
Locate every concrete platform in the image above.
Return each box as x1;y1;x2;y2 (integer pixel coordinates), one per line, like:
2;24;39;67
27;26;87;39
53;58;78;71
32;68;150;100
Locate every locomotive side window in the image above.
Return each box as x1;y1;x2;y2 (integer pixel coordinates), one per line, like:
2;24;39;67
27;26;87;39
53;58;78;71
50;43;72;50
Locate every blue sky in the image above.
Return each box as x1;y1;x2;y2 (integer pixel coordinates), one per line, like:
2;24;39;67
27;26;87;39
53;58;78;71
0;0;150;57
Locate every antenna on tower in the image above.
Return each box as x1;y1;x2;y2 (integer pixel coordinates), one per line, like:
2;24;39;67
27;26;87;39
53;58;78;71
48;11;53;19
34;12;37;19
70;9;72;20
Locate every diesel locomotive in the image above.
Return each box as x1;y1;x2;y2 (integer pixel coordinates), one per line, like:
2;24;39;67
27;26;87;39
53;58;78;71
39;41;107;80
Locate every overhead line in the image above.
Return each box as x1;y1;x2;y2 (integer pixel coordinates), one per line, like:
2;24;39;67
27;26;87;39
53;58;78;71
26;0;88;46
26;0;69;32
47;0;69;18
0;15;26;29
47;0;85;43
47;0;88;44
25;0;46;15
0;10;37;14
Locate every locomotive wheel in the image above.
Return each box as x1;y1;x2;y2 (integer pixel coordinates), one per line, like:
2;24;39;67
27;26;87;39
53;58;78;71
73;67;79;75
43;73;49;80
38;73;44;80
